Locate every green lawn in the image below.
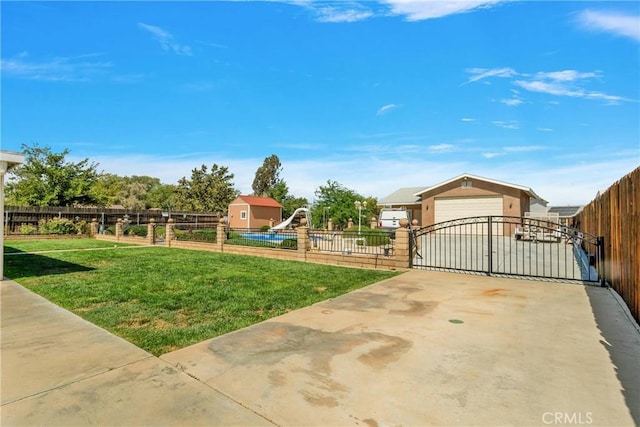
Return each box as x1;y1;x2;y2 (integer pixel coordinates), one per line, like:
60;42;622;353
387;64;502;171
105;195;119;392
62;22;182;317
4;241;399;355
4;238;135;253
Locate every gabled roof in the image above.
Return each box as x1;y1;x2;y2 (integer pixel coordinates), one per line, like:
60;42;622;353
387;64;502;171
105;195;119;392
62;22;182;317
235;195;282;208
548;205;583;217
378;187;425;206
414;173;546;202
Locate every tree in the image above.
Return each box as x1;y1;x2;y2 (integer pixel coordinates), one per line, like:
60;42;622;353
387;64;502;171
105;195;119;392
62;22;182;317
145;184;176;210
310;180;375;229
6;143;100;207
252;154;283;197
173;164;238;213
89;174;164;209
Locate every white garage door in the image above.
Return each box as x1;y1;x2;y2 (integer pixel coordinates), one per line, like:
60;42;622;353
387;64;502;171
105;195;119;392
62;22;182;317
435;196;503;234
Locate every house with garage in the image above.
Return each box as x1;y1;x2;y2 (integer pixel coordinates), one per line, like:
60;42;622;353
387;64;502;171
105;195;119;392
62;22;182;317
380;173;547;234
416;173;546;226
228;195;282;230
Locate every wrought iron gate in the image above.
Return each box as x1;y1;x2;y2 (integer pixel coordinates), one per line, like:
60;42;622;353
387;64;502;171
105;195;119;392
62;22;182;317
410;216;604;284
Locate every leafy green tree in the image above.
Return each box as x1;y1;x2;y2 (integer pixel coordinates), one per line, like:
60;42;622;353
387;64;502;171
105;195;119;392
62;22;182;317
6;143;100;207
89;174;164;209
311;180;375;229
266;181;308;219
145;184;176;209
252;154;283;197
174;164;238;213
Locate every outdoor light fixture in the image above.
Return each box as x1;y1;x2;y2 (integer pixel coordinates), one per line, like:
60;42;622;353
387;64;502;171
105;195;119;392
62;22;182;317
355;200;367;235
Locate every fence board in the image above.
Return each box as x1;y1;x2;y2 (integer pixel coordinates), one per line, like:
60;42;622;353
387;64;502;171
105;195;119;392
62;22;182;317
576;167;639;323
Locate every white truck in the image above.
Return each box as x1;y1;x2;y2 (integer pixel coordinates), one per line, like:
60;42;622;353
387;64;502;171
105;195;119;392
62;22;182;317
378;209;410;236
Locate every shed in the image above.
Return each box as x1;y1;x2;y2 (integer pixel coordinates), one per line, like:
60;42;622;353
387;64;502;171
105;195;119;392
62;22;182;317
228;196;282;230
414;173;546;230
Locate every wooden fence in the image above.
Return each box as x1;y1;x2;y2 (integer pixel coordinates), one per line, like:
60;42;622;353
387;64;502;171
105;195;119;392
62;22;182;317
575;167;639;323
3;206;219;234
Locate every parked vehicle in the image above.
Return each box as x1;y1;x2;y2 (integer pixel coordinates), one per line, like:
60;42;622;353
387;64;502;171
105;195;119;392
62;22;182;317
378;209;410;237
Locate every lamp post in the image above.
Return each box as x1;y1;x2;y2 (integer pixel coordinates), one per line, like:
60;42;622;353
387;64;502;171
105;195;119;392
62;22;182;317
355;200;367;235
323;206;330;230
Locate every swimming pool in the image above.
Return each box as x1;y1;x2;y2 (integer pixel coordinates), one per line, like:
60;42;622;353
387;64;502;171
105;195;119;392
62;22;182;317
242;233;295;242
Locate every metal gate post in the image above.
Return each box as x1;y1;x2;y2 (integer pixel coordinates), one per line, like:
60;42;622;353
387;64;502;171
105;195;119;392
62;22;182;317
487;216;493;276
598;236;606;287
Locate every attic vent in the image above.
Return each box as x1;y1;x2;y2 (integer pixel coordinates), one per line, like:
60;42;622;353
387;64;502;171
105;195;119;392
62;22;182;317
461;181;473;188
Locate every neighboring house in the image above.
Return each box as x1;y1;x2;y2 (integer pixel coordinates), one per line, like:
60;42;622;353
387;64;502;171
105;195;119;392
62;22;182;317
414;174;546;227
377;186;424;226
228;196;282;229
548;205;583;227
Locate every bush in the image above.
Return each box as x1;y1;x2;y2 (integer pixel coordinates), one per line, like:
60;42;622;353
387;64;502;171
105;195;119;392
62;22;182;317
260;225;271;232
175;229;217;242
280;238;298;250
38;218;81;235
342;226;391;246
124;225;148;237
20;223;37;235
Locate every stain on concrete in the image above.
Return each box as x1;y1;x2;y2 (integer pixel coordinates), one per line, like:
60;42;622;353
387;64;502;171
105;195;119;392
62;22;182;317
209;322;411;373
363;418;379;427
443;390;468;408
299;390;339;407
268;370;286;387
357;333;413;370
482;288;507;297
389;300;438;316
329;287;437;317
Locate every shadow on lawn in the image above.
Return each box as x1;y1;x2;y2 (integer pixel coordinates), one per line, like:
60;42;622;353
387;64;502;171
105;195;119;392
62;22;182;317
4;248;95;278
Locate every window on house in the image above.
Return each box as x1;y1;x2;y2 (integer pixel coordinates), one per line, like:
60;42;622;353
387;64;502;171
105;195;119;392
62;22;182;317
461;181;473;188
240;210;247;220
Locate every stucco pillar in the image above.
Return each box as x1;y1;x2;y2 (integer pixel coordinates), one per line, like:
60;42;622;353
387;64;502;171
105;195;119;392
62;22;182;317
90;218;98;236
217;219;226;251
348;218;353;229
370;216;377;229
297;218;309;260
147;218;156;245
394;218;411;269
327;218;333;232
115;219;123;241
165;218;174;247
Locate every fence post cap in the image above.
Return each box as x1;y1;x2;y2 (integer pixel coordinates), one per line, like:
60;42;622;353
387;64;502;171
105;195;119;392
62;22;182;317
399;218;409;228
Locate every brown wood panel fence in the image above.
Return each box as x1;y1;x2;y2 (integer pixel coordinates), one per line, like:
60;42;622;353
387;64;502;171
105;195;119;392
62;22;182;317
3;206;219;234
575;166;639;323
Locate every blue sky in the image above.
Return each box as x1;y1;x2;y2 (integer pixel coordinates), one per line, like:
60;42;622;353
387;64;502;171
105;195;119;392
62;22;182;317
1;0;639;206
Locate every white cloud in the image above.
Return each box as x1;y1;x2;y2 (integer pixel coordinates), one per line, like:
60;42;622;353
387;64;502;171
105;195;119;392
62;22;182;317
577;10;640;42
461;117;476;122
0;53;112;82
464;67;517;84
376;103;402;115
428;144;455;153
466;65;631;105
537;127;553;132
315;6;374;23
503;145;546;153
492;120;519;130
383;0;505;21
482;152;505;159
138;23;193;56
534;70;600;81
499;97;523;107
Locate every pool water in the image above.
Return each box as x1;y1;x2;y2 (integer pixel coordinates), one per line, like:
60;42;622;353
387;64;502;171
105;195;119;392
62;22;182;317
242;233;295;242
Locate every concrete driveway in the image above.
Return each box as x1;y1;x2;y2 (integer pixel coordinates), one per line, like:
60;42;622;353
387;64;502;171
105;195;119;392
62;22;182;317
3;270;639;426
